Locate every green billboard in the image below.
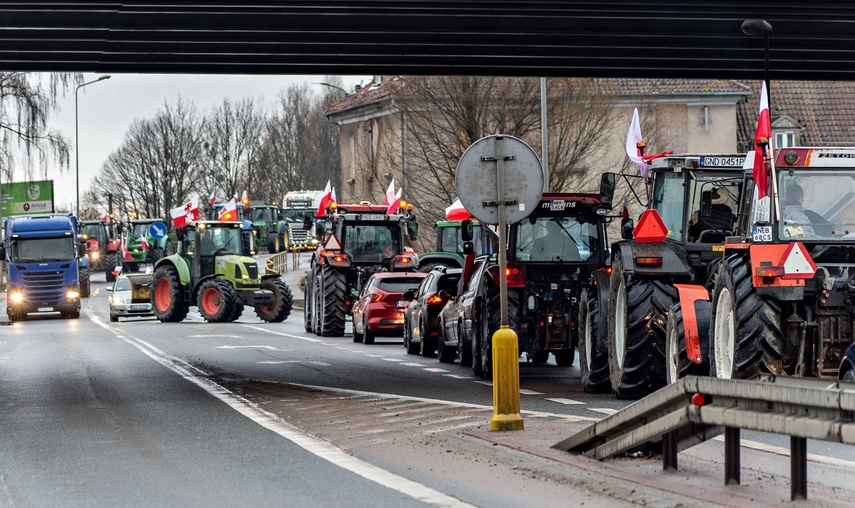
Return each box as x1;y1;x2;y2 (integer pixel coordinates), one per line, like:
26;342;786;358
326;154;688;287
1;180;55;217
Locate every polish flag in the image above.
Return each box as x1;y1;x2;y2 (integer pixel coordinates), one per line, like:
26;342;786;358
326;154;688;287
170;198;200;228
753;82;772;199
384;180;396;206
386;187;402;214
100;209;108;221
625;108;648;177
241;190;248;203
445;198;471;220
315;180;333;218
209;190;216;206
140;235;150;251
121;235;132;261
218;198;238;221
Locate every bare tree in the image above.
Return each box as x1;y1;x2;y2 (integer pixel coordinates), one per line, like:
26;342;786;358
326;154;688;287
87;98;206;221
0;72;82;182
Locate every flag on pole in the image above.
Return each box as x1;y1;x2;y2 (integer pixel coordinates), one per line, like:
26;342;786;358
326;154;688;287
140;235;150;251
386;187;402;214
121;235;132;261
241;190;248;204
209;190;216;206
445;198;471;220
331;187;337;204
315;180;333;218
218;198;238;221
622;196;630;220
384;180;396;206
169;198;200;228
625;108;648;177
753;82;772;199
100;209;108;221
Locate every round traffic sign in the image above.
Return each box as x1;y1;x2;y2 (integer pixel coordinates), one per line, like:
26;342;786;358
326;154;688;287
148;221;168;240
455;135;543;225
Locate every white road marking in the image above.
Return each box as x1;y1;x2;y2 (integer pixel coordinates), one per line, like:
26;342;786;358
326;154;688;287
544;398;585;405
443;374;471;379
90;317;476;507
189;334;242;338
588;408;618;415
474;381;492;387
240;324;324;342
381;358;404;362
519;389;543;395
424;368;450;373
257;361;332;366
402;362;426;367
216;345;278;350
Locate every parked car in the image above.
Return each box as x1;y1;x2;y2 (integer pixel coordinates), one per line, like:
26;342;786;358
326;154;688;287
352;272;427;344
107;273;154;322
437;255;493;369
403;266;462;358
840;342;855;382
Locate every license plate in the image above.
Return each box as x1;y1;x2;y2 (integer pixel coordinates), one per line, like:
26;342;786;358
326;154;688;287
753;225;773;242
396;300;408;307
700;156;746;167
360;214;387;220
129;304;150;311
38;307;53;312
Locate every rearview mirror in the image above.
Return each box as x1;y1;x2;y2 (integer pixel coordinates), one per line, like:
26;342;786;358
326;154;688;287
599;172;616;208
303;212;313;230
460;220;473;242
402;290;414;300
462;241;473;255
407;221;418;241
621;218;635;240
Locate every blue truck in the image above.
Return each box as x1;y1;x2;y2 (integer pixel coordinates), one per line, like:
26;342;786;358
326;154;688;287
1;214;83;321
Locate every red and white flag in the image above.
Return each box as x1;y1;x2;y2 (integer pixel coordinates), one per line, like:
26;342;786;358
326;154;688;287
170;198;200;228
315;180;333;218
209;190;216;206
384;180;396;206
241;190;248;203
218;198;238;221
753;82;772;199
386;187;402;214
140;235;150;251
100;209;108;221
445;198;470;220
121;235;132;261
625;108;648;177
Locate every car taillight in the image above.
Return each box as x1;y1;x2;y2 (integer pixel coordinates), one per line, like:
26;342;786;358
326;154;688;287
369;294;383;303
426;294;443;305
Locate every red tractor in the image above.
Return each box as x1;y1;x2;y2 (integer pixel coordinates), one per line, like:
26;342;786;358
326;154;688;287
304;202;419;336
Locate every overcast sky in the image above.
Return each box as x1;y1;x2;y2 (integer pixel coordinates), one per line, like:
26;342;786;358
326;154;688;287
41;73;370;210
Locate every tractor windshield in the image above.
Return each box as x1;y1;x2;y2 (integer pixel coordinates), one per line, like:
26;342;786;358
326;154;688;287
251;208;276;223
439;224;496;256
130;223;151;238
778;169;855;241
80;223;107;245
652;170;741;243
199;226;242;256
343;223;401;262
515;216;598;262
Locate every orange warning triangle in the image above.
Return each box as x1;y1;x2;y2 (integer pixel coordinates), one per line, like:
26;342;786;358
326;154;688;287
323;234;342;251
780;241;817;279
632;209;668;243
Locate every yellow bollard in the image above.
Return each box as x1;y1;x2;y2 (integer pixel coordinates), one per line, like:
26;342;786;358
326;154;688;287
490;325;524;431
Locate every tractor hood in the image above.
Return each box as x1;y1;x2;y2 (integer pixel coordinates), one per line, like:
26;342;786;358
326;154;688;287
214;254;262;285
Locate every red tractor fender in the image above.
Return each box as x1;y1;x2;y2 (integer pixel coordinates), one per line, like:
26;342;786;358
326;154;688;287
106;239;121;252
85;238;100;251
673;283;710;364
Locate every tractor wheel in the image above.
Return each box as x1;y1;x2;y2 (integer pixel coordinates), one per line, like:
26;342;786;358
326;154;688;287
152;265;189;322
197;278;238;323
311;271;322;335
665;301;710;384
150;248;165;263
319;265;347;336
104;253;119;282
554;349;575;367
529;351;550;364
267;233;278;254
79;268;91;298
226;304;244;322
578;287;611;393
607;258;676;399
303;269;314;332
710;253;784;379
255;278;293;322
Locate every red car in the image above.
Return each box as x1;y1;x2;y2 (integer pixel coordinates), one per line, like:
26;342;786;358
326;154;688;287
352;272;427;344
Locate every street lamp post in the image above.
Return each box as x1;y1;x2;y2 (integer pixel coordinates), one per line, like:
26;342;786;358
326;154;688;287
741;19;773;99
313;82;348;95
75;74;111;215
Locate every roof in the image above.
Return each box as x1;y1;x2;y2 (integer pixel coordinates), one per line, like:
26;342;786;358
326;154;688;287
369;272;427;280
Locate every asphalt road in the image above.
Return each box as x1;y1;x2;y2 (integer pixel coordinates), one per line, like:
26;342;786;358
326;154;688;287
1;255;854;507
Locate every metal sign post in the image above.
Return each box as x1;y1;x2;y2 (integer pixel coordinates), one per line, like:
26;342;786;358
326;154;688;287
455;134;543;432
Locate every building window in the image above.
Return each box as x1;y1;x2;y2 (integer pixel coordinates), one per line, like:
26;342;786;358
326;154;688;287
774;131;796;148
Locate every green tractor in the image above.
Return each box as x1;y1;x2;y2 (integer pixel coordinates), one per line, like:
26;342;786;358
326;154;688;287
418;219;497;272
247;201;286;253
151;220;293;323
122;218;168;273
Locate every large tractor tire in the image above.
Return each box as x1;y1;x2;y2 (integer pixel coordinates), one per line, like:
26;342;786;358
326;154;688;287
255;278;293;322
267;233;279;254
319;265;347;336
710;253;784;379
104;252;119;282
311;271;322;335
665;300;711;384
607;259;676;399
197;278;238;323
79;268;91;298
152;265;190;322
578;286;611;393
226;304;244;322
303;269;314;332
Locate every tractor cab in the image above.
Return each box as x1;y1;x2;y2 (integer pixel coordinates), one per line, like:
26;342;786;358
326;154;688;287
177;221;252;278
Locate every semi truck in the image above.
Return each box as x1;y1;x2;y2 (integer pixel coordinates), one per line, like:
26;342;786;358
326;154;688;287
281;191;323;251
2;214;83;321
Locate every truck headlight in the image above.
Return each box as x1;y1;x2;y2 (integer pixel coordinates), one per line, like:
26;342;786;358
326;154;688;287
9;291;24;304
67;288;80;299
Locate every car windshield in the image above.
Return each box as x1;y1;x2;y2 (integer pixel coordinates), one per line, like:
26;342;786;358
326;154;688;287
199;226;241;256
343;224;400;262
376;278;423;293
515;216;598;262
778;169;855;242
10;237;76;262
114;278;131;291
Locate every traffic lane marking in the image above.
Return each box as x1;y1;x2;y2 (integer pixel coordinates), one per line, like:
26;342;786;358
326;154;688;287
544;398;585;405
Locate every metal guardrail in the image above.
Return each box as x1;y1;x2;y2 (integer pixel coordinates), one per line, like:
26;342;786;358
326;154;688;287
553;375;855;501
265;250;300;275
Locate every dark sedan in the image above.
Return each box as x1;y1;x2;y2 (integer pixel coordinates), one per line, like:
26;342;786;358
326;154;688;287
436;255;493;369
352;272;427;344
840;342;855;382
403;266;462;358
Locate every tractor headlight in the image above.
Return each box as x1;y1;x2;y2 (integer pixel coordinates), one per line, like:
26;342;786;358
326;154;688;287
9;291;24;304
66;288;80;300
91;251;100;260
